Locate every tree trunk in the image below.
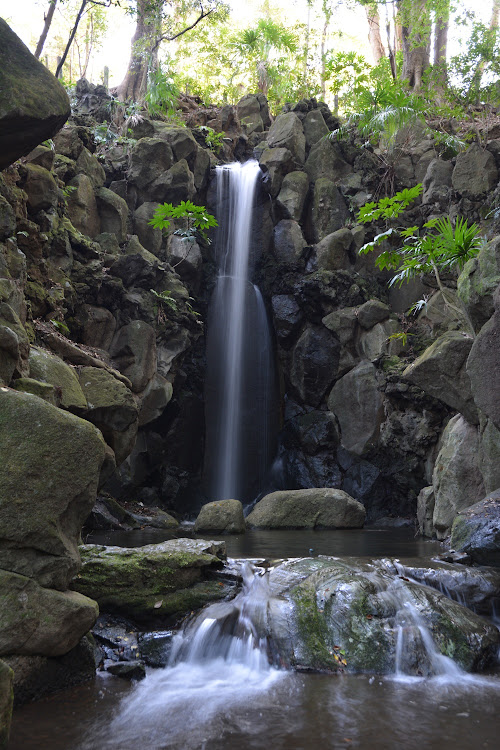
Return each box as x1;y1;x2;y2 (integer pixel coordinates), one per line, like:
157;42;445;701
366;5;385;63
399;0;431;90
35;0;58;59
55;0;88;79
117;0;161;102
433;0;449;94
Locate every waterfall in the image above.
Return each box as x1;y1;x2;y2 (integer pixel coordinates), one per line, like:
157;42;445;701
204;160;278;503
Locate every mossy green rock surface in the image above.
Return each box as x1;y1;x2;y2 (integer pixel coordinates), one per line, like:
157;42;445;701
0;19;70;169
194;499;245;534
0;570;98;657
246;489;366;529
73;539;228;624
29;346;87;411
266;557;500;674
0;659;13;750
0;389;105;589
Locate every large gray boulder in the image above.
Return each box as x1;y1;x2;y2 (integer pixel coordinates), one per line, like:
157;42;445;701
246;489;366;529
23;164;59;213
452;143;498;197
303;109;329;148
403;332;478;424
95;187;128;244
311;178;349;242
128;138;174;191
432;415;485;540
66;174;100;238
0;19;70;170
328;362;384;455
267;112;306;163
467;288;500;430
276;171;309;221
273;219;306;267
0;390;105;590
458;236;500;332
305;137;352;182
194;499;245;534
450;490;500;567
259;147;296;197
110;320;157;393
29;346;87;411
315;227;353;271
78;366;139;465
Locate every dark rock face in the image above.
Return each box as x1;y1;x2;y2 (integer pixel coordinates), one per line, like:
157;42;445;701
450;491;500;567
0;19;70;169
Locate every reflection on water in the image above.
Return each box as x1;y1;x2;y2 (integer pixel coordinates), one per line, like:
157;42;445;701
9;670;500;750
88;527;443;560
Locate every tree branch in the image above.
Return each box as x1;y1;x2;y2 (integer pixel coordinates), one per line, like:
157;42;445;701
151;5;216;53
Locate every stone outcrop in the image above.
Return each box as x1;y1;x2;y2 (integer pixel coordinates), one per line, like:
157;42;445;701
450;491;500;566
0;20;70;170
194;499;245;534
246;489;366;529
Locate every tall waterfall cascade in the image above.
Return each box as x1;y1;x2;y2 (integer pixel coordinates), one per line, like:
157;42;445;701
204;160;278;503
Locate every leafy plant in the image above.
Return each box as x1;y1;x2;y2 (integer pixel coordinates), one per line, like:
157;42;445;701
51;319;70;335
150;289;178;311
145;63;180;119
197;126;224;151
149;200;218;244
358;185;423;225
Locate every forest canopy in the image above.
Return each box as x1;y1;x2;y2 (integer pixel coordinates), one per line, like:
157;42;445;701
3;0;500;121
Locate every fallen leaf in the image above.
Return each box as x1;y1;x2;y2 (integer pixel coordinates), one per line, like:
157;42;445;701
154;600;163;608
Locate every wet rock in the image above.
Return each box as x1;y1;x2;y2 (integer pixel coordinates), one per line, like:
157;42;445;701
0;389;105;589
272;294;303;341
246;489;365;529
73;539;228;625
432;415;485;540
273;219;306;267
276;171;309;221
194;499;245;534
105;660;146;680
267;557;500;674
450;491;500;567
403;332;478;424
290;326;340;407
327;362;384;456
0;570;98;657
29;346;87;411
0;19;70;170
3;637;96;706
137;630;173;667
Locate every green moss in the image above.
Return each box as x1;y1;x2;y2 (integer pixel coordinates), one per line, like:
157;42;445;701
291;582;338;671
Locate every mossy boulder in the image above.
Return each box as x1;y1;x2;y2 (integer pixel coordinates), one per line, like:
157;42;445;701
194;499;245;534
266;557;500;674
11;376;58;405
23;163;58;213
0;19;70;170
457;236;500;332
73;539;228;624
0;570;98;657
29;346;87;411
78;366;138;465
0;389;105;589
246;489;366;529
0;303;30;385
0;660;13;750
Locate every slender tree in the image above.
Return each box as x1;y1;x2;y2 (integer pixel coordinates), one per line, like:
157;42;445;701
365;2;385;63
35;0;59;59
